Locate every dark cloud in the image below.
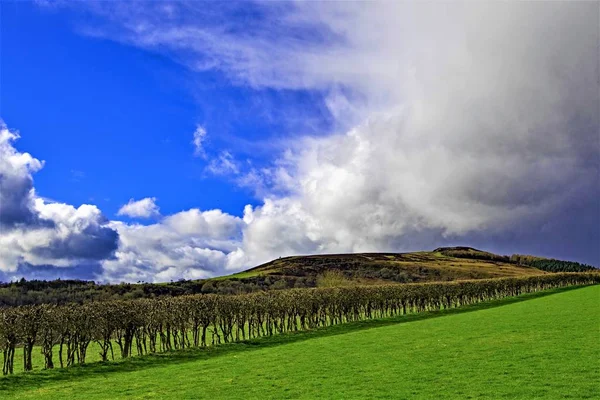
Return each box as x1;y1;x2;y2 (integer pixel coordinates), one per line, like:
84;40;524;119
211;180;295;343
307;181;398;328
32;224;119;261
0;171;38;226
477;197;600;266
0;262;103;283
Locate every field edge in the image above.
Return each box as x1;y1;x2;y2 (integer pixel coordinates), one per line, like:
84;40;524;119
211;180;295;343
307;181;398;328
1;283;596;393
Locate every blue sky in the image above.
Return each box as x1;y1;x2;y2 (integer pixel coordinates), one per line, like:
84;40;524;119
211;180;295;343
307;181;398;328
1;2;333;218
0;2;598;282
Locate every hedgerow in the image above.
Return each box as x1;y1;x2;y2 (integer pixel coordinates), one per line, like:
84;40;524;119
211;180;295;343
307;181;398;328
1;272;598;374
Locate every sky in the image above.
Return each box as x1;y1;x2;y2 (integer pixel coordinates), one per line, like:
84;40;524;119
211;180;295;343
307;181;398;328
0;1;598;283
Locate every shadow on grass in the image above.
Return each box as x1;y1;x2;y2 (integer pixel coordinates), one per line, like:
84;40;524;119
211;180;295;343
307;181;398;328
0;285;591;393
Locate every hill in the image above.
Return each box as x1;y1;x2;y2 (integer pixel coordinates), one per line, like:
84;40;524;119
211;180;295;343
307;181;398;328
2;285;598;399
216;246;545;286
2;246;594;306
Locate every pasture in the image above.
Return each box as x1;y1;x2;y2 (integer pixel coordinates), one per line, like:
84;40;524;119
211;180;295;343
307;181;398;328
2;285;598;399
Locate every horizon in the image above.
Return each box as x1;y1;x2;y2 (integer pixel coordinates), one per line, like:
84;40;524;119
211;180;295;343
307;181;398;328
1;246;599;286
1;1;599;284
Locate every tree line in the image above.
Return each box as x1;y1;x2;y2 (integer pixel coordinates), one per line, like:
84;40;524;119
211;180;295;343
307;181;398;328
1;272;598;375
0;276;316;307
510;255;596;273
436;248;598;273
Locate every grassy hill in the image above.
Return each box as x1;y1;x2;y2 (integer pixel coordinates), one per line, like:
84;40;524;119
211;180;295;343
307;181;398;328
6;246;596;306
215;247;545;286
0;247;552;305
3;285;598;399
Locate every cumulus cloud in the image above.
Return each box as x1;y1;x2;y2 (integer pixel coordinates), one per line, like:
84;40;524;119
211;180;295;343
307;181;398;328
0;123;119;275
29;199;118;262
0;199;118;274
101;209;243;282
0;122;248;282
117;197;160;218
0;124;44;227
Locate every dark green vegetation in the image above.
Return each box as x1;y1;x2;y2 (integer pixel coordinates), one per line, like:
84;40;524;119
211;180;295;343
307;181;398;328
437;247;596;272
510;254;597;273
0;247;558;306
1;273;597;375
2;285;598;399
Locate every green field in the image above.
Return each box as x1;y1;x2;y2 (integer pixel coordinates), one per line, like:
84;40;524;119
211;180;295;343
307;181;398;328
2;285;598;399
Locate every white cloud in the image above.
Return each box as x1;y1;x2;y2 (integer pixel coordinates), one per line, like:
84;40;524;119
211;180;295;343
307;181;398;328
0;123;44;226
0;121;247;282
0;198;120;273
117;197;160;218
161;2;595;267
192;125;207;158
206;151;239;176
0;123;119;275
4;2;598;282
101;209;243;282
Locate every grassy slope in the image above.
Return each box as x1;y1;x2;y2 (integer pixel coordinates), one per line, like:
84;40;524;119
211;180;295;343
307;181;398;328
3;285;598;399
216;249;545;283
1;248;550;307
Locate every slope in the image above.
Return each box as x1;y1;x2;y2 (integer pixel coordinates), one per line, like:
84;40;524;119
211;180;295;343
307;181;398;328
215;247;546;287
0;247;548;305
3;285;598;399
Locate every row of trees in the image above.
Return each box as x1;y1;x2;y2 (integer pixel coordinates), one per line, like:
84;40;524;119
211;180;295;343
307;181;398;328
509;255;596;272
0;276;317;307
1;273;598;375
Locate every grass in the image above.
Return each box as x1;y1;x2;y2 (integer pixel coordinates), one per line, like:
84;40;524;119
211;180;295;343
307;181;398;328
1;285;598;399
208;269;264;281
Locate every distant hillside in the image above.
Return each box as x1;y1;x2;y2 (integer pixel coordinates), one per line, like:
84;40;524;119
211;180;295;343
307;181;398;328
229;247;544;285
435;248;597;273
509;254;597;273
2;247;595;306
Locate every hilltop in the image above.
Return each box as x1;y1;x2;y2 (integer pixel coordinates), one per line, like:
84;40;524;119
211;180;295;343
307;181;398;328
2;246;595;306
217;246;543;287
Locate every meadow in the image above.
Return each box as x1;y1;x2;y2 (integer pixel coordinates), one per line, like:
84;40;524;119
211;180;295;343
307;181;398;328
2;273;595;375
2;285;598;399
